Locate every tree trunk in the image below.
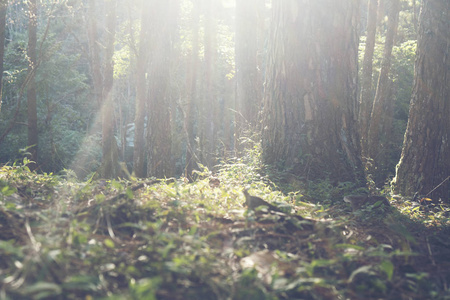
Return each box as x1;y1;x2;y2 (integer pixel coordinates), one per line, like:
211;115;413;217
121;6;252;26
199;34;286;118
359;0;379;154
27;0;38;169
235;0;258;141
146;0;176;178
133;0;150;178
87;0;120;178
197;0;218;168
262;0;364;183
100;0;120;178
367;0;400;184
0;0;7;113
394;0;450;201
184;0;200;181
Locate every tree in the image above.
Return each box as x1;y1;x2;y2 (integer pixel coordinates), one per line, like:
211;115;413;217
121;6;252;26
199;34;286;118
87;0;120;178
133;0;150;178
0;0;7;113
359;0;379;154
367;0;400;183
235;0;259;138
146;0;178;178
262;0;364;183
183;0;201;181
393;0;450;201
27;0;38;169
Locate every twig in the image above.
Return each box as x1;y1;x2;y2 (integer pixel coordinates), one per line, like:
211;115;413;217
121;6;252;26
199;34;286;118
425;176;450;198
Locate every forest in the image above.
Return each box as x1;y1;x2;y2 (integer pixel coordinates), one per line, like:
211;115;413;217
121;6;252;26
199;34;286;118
0;0;449;299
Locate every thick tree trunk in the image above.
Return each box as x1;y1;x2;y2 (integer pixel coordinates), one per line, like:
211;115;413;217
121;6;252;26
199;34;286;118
394;0;450;201
133;0;150;178
0;1;7;113
367;0;400;183
27;0;38;169
147;0;176;178
359;0;379;154
262;0;364;183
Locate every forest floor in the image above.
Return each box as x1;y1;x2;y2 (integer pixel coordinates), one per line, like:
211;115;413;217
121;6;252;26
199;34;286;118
0;162;449;300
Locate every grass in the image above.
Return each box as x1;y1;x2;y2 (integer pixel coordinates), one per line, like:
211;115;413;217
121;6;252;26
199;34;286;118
0;159;449;299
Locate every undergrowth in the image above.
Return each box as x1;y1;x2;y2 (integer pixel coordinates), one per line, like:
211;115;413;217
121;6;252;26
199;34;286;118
0;153;449;299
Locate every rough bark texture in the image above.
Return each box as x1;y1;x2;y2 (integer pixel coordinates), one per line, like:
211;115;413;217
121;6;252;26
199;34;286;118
184;0;200;181
235;0;258;131
87;0;120;178
367;0;399;183
0;1;7;113
100;0;120;178
147;0;176;178
262;0;364;183
359;0;379;154
199;0;218;168
394;0;450;201
27;0;38;169
133;0;150;178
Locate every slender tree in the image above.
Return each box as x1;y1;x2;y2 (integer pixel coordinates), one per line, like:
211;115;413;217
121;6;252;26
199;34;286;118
100;0;120;178
0;0;7;113
133;0;150;178
184;0;200;181
367;0;400;183
235;0;258;138
262;0;364;183
359;0;379;154
394;0;450;201
27;0;38;168
87;0;120;178
199;0;218;167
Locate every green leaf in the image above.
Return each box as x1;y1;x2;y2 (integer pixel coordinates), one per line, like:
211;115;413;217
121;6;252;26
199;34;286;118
380;260;394;281
349;265;375;282
21;282;62;299
104;238;115;248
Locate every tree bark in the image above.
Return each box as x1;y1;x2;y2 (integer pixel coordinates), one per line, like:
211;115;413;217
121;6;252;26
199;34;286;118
133;0;150;178
262;0;364;183
200;0;218;168
367;0;400;184
27;0;38;169
87;0;120;178
235;0;258;137
100;0;120;178
0;0;7;113
184;0;200;181
394;0;450;201
359;0;379;154
146;0;177;178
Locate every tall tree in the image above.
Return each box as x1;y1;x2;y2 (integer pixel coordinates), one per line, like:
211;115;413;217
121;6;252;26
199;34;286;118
262;0;364;183
183;0;200;181
0;0;7;113
146;0;177;178
100;0;119;178
199;0;218;167
235;0;259;139
87;0;120;178
133;0;150;178
394;0;450;201
27;0;38;168
367;0;400;183
359;0;379;154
